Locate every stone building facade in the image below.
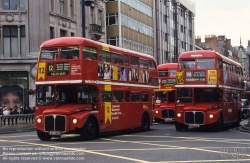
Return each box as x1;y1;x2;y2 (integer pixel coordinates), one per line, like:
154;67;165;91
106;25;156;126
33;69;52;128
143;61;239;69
0;0;106;107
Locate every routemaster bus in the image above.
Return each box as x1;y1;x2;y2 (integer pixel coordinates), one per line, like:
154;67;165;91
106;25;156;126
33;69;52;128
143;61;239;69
154;63;177;122
175;50;244;132
34;37;159;141
242;78;250;118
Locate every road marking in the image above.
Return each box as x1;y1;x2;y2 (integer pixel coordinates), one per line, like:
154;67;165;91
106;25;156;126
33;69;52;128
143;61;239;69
230;127;250;135
0;135;35;138
101;138;250;157
150;158;250;162
117;134;250;144
0;139;150;163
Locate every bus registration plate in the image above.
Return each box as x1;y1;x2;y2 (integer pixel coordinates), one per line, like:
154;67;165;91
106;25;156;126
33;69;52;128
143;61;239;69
164;118;172;122
49;131;61;135
189;124;200;127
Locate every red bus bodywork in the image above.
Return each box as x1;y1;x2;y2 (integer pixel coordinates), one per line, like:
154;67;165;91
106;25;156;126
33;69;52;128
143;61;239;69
154;63;177;122
35;37;158;140
174;50;244;131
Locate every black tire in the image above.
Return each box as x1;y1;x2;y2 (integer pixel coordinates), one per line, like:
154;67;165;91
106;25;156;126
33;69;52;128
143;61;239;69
80;117;97;141
213;115;223;132
175;121;183;131
37;129;52;141
141;114;150;131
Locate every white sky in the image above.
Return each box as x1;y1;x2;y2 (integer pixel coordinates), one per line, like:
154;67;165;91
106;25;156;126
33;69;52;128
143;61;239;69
192;0;250;47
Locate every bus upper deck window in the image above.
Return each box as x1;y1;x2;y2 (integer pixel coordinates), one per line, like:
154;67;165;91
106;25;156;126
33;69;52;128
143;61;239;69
149;60;156;70
40;48;58;60
100;50;110;63
60;46;79;60
124;55;129;65
83;47;97;60
140;59;148;69
130;56;139;67
112;53;123;65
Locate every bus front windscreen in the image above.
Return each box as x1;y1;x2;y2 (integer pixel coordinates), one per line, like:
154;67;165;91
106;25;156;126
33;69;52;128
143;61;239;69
176;88;192;103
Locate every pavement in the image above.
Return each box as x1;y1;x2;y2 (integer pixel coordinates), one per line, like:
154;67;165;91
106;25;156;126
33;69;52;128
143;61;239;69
239;119;250;133
0;124;35;134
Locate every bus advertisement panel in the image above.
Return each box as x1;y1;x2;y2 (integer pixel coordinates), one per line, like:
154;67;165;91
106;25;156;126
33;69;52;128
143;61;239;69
35;37;159;141
154;63;177;122
174;50;244;132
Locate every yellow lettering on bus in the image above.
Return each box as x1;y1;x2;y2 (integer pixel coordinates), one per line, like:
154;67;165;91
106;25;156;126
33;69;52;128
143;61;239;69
208;70;217;84
104;102;112;124
176;70;184;84
38;62;46;80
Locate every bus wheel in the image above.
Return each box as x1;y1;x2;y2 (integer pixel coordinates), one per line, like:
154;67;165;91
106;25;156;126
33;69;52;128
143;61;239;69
80;117;97;141
175;122;183;131
141;114;150;131
213;115;223;132
36;129;52;141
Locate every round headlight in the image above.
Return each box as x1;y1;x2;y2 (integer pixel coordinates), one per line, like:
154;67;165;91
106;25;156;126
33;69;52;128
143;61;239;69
155;110;159;114
209;114;213;119
177;113;181;117
73;119;77;124
37;118;41;123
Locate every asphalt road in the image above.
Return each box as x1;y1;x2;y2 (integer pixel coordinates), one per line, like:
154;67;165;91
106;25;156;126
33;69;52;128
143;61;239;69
0;122;250;163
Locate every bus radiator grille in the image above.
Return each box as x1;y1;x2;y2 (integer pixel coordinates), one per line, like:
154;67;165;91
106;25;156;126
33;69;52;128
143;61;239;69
55;116;66;132
185;111;204;124
44;115;66;132
161;109;175;118
44;116;54;131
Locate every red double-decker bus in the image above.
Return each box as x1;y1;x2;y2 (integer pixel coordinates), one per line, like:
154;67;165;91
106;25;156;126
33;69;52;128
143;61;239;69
154;63;177;122
242;78;250;118
175;50;244;132
35;37;158;141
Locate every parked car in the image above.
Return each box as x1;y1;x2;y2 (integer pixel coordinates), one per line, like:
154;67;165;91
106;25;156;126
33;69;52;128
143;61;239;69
241;99;249;119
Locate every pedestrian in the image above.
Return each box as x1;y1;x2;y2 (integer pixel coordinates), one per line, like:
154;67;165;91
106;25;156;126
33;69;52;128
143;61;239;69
2;106;10;115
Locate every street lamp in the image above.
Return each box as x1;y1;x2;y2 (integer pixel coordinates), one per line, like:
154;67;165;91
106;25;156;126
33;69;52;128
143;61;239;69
82;0;94;37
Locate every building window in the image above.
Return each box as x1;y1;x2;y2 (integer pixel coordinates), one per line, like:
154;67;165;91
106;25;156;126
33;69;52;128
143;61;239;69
3;26;18;58
90;7;94;24
165;33;168;42
60;29;67;37
20;25;26;57
59;0;64;15
98;10;102;26
70;0;74;18
20;0;25;10
71;32;75;36
107;37;118;46
50;27;54;39
106;13;118;25
2;0;18;10
49;0;54;12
